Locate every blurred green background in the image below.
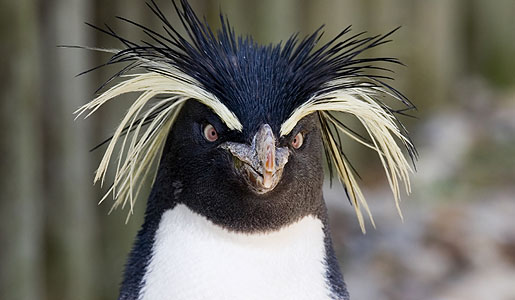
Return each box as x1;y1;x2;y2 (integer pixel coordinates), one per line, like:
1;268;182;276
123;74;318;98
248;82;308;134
1;0;514;299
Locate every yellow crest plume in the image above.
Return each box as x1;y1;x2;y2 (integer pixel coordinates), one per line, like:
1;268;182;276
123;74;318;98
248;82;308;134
281;80;414;232
75;70;241;221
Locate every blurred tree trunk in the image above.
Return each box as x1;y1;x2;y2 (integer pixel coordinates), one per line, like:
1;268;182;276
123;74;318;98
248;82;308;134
0;1;44;299
407;0;464;110
39;0;97;299
469;0;515;87
254;0;302;44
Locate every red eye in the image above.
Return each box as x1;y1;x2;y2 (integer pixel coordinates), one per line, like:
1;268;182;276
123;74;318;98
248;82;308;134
203;123;218;142
291;132;304;149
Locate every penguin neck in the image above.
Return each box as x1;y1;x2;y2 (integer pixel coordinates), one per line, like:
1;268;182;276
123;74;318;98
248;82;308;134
141;203;334;300
118;189;349;300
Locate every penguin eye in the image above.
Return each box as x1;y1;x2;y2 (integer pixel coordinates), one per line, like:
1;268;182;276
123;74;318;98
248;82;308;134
291;132;304;149
203;123;219;142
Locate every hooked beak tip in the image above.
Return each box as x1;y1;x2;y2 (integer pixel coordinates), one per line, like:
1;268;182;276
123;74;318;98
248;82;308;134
262;171;274;189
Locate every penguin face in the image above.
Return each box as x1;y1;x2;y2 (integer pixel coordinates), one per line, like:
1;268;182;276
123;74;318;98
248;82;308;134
157;101;325;232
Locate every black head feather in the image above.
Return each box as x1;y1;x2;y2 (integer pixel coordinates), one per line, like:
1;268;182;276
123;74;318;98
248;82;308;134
88;0;414;140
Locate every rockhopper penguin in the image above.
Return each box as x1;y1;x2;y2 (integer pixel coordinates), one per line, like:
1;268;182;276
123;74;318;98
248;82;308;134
75;1;416;299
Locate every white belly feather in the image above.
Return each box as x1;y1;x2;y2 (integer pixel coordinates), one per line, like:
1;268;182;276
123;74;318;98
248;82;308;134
139;204;332;300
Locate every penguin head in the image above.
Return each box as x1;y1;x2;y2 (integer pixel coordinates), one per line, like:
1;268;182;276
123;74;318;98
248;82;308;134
77;0;415;232
157;101;325;232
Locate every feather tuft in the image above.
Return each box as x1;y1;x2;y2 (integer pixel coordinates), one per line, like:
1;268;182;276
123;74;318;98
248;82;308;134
281;81;413;233
75;71;241;218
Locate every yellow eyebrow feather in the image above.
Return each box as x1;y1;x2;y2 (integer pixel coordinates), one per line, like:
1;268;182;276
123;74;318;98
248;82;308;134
75;71;241;219
281;80;413;233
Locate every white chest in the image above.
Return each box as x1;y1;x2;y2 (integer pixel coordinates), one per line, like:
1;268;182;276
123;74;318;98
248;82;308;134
138;204;332;300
